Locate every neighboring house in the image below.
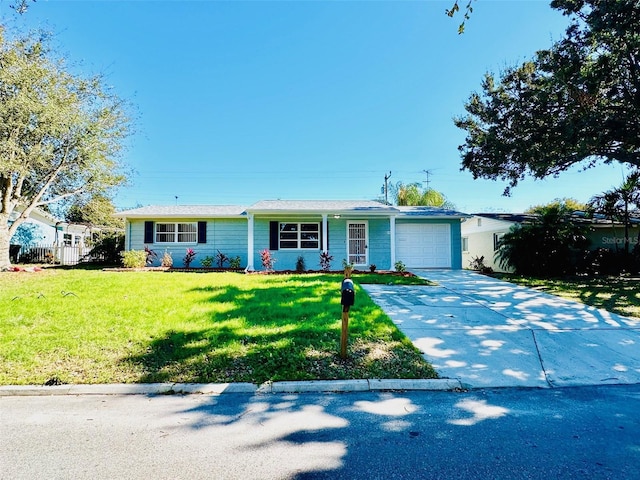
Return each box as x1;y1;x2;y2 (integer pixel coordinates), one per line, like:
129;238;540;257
461;213;640;273
10;206;97;264
115;200;471;270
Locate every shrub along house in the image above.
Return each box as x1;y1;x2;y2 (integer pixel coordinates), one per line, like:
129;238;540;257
115;200;470;271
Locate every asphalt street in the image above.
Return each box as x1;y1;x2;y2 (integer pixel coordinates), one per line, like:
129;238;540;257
2;385;640;479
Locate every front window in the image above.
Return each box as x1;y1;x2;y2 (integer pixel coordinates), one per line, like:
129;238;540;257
462;237;469;252
156;222;197;243
279;222;320;249
493;233;504;251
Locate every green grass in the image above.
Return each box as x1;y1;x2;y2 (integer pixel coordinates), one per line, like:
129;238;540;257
495;274;640;319
0;269;436;385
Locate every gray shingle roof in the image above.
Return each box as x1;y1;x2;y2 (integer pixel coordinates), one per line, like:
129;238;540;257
247;199;395;213
395;206;471;218
115;201;471;219
115;205;247;218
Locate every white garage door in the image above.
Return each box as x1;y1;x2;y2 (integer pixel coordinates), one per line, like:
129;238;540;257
396;223;451;268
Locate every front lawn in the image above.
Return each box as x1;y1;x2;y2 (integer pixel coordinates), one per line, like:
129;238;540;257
495;274;640;319
0;269;436;385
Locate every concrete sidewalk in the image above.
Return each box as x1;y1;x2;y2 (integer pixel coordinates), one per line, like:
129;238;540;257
362;270;640;389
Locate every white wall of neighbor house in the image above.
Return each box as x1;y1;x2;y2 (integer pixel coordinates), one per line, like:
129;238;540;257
461;216;514;273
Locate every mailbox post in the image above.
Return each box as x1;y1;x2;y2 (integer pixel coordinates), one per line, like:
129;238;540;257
340;267;355;359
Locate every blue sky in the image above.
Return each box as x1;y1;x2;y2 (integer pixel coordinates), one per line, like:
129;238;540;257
8;0;632;213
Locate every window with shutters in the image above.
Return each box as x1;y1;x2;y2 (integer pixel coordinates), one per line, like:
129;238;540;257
155;222;197;243
279;222;320;249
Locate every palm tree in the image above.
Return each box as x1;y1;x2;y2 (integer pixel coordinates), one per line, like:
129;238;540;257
588;170;640;255
392;182;455;208
495;204;589;277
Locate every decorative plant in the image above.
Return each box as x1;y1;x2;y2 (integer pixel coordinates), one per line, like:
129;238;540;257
229;256;241;269
144;245;157;266
215;250;230;268
161;250;173;268
394;260;406;272
260;249;275;271
319;251;333;272
369;264;377;273
121;250;147;268
183;248;197;268
469;255;493;274
342;258;354;269
201;255;214;268
296;255;306;273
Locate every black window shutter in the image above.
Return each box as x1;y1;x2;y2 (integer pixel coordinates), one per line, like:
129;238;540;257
269;221;279;250
144;221;154;244
197;221;207;244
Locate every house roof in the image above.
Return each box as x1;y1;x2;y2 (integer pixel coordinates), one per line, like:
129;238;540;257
115;201;471;219
473;212;640;226
396;205;471;219
114;205;248;218
11;205;60;225
247;199;396;215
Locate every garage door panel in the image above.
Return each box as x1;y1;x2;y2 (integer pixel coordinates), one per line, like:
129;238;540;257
396;224;451;268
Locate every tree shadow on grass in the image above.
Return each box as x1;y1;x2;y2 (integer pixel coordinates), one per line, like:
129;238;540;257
122;275;436;384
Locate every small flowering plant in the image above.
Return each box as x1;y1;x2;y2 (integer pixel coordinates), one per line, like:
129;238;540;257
260;249;276;271
183;248;197;268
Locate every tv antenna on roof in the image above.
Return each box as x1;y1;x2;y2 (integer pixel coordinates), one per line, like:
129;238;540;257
423;169;434;189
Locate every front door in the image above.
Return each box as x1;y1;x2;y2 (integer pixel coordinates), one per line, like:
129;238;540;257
347;221;368;266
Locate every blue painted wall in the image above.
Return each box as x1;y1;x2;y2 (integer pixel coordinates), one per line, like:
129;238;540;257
253;217;393;271
126;215;461;270
127;218;247;268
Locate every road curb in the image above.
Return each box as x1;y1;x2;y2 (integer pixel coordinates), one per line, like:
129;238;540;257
0;378;463;396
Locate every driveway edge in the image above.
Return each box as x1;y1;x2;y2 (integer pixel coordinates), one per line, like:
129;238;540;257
0;378;463;396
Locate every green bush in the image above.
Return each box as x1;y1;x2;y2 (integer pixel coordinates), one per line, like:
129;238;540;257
394;260;406;272
120;250;147;268
229;256;241;269
296;256;306;272
88;233;124;264
201;256;214;268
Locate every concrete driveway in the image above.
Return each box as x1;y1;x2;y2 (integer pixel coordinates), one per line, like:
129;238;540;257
361;270;640;389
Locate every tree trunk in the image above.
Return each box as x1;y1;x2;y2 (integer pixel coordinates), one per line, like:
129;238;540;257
0;220;12;270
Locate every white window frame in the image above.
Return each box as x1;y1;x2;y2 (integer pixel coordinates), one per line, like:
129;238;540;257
493;232;504;251
279;222;320;250
155;222;198;244
462;236;469;253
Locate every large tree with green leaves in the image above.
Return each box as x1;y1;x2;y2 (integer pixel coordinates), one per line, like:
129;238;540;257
65;194;124;230
0;28;131;269
455;0;640;196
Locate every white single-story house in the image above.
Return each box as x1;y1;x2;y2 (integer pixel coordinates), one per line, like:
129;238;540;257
10;206;98;264
461;212;640;273
115;200;471;270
